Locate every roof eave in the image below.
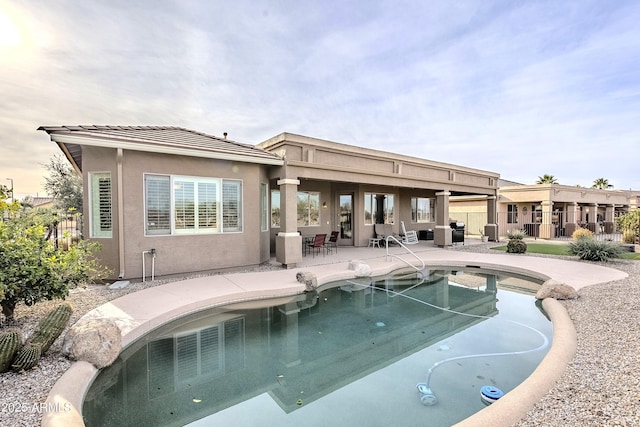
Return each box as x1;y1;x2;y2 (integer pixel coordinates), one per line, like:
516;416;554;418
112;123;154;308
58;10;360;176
49;134;284;166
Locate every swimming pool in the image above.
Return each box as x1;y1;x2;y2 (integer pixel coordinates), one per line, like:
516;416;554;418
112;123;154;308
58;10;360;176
83;267;552;426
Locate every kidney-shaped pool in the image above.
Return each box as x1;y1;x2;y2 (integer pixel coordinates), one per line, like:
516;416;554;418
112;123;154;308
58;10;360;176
83;267;551;427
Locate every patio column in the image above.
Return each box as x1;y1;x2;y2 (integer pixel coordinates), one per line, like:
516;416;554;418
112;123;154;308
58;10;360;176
564;202;580;237
539;201;555;239
484;196;498;242
276;178;302;267
434;191;452;247
587;203;598;233
604;205;615;233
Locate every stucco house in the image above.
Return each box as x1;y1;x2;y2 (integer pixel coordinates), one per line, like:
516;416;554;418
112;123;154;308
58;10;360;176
450;179;638;239
39;126;499;280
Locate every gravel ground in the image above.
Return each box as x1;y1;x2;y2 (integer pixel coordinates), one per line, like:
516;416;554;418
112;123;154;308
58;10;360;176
1;246;639;426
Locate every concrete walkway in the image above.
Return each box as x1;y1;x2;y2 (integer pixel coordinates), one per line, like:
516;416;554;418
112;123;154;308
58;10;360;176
43;240;628;427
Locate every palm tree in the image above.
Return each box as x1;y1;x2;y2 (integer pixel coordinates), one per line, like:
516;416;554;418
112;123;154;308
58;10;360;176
592;178;613;190
536;174;558;184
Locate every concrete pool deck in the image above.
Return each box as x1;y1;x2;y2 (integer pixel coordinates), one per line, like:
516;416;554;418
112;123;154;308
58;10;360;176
42;240;628;427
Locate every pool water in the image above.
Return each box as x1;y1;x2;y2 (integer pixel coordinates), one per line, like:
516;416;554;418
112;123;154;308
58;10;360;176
83;268;551;427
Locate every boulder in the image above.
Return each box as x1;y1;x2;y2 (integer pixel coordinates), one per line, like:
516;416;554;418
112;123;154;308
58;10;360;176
62;318;122;369
296;271;318;292
348;260;372;277
535;280;578;300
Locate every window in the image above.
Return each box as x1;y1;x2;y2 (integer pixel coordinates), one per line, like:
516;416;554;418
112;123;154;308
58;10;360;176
270;190;320;227
364;193;395;224
271;190;281;227
260;183;269;231
411;197;435;223
507;204;518;224
297;191;320;226
145;175;171;235
364;193;377;225
89;172;112;238
222;181;242;232
144;174;242;235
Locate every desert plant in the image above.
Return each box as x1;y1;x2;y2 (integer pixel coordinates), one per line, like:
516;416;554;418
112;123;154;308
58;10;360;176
29;302;73;354
507;239;527;254
616;210;640;243
11;342;42;372
568;237;622;262
0;328;21;372
572;228;594;240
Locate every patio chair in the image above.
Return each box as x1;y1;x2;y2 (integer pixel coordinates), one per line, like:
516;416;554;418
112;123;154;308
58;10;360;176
306;233;327;258
401;221;419;245
325;231;339;254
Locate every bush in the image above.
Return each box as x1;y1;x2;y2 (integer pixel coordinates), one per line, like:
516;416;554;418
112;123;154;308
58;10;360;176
0;205;109;321
572;228;594;240
506;229;527;240
507;239;527;254
568;237;622;262
622;230;636;244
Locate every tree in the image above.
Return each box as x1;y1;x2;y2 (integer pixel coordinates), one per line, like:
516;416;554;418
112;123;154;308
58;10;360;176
592;178;613;190
43;155;83;214
536;174;558;184
0;195;107;322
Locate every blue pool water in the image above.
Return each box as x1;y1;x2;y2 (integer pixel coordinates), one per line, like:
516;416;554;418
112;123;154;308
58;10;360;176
83;267;551;427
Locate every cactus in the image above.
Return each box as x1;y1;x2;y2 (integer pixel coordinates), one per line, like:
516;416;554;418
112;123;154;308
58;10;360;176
0;329;22;373
11;343;42;372
29;302;73;354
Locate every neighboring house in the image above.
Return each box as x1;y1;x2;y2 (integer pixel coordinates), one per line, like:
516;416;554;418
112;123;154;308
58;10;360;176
450;179;638;239
39;126;499;279
31;196;55;208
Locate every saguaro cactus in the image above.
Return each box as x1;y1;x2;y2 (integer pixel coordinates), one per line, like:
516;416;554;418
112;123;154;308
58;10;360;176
29;302;73;354
11;343;42;372
0;329;22;372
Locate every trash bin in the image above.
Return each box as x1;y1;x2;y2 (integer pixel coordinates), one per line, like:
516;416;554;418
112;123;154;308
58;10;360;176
450;222;465;245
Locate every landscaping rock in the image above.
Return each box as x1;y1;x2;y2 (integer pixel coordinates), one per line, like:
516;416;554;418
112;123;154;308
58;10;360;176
296;271;318;292
62;318;122;369
535;279;578;300
348;260;372;277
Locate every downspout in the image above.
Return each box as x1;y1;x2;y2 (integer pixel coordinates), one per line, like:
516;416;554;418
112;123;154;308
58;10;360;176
117;148;126;279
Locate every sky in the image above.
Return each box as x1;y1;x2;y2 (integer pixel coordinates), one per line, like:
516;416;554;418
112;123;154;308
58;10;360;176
1;0;639;199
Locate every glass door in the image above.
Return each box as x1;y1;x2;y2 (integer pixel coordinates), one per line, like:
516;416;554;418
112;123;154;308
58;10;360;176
338;194;353;246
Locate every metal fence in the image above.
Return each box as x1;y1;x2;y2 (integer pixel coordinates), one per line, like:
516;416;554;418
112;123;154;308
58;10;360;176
497;211;623;242
47;213;84;249
448;211;625;242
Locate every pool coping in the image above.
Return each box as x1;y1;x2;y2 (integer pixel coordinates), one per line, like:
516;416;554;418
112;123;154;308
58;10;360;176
41;250;627;427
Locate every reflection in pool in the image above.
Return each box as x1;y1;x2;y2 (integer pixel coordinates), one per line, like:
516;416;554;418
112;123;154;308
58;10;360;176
83;268;551;427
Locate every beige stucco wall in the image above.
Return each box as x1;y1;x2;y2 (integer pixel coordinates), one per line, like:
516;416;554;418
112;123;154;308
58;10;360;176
83;147;271;280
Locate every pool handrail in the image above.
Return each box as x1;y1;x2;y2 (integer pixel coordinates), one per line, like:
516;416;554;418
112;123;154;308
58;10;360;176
385;235;426;272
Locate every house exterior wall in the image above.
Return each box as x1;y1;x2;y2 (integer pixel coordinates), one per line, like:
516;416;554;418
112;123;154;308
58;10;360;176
83;147;270;279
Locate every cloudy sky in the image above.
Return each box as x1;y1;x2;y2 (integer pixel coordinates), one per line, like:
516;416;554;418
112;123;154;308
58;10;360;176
1;0;639;199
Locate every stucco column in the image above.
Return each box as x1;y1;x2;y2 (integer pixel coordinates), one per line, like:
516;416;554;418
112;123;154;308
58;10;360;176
539;201;555;239
564;203;580;237
587;203;598;233
604;205;615;233
276;178;302;267
434;191;452;247
484;196;498;242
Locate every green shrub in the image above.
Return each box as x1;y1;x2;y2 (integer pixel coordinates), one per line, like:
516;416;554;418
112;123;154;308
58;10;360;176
506;229;527;240
507;239;527;254
568;237;622;262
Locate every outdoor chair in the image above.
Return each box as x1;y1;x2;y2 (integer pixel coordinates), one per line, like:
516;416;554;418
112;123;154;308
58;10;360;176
325;231;339;253
306;233;327;258
401;221;419;245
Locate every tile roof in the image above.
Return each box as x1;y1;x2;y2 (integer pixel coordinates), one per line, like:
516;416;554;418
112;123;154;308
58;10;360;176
38;126;283;170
